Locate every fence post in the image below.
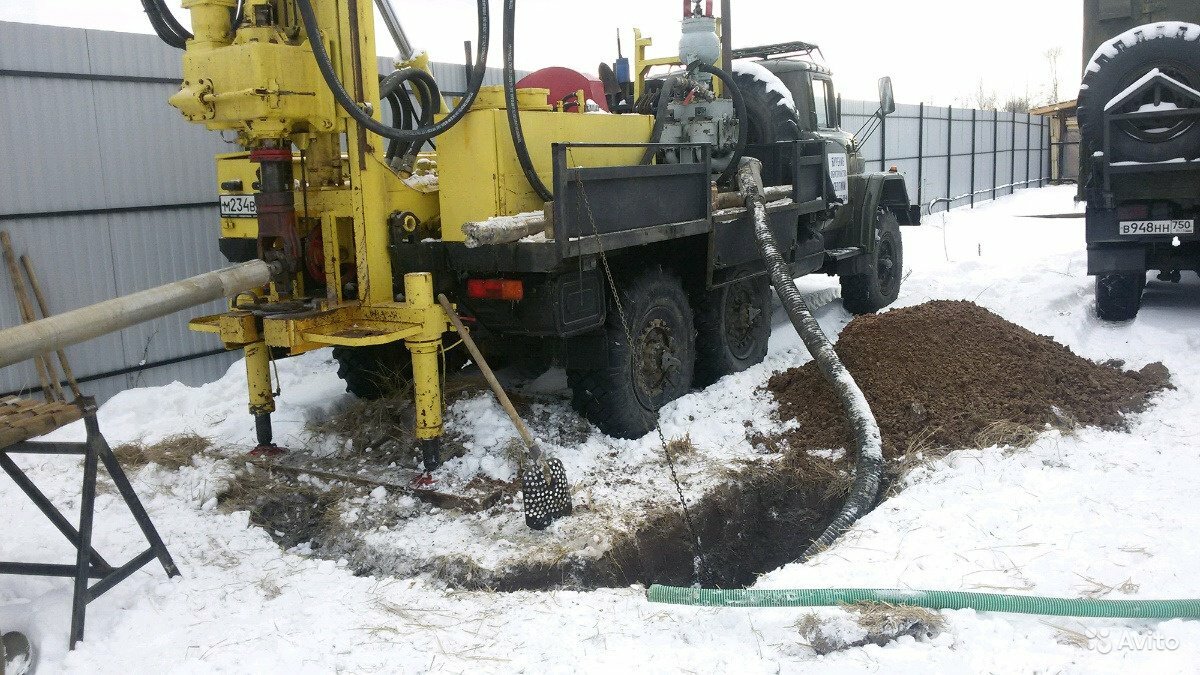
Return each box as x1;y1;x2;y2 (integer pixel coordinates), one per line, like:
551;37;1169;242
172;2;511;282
1009;111;1017;195
945;105;953;213
1025;113;1032;186
1039;118;1047;187
969;109;978;208
917;102;925;206
991;109;999;202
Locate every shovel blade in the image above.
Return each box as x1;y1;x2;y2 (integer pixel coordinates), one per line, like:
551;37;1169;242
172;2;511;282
521;457;572;530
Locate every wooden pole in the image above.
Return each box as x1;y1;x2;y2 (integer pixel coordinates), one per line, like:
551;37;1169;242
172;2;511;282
20;254;82;399
1;231;64;402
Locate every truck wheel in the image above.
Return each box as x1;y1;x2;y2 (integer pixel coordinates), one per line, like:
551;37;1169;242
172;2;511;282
1095;272;1146;321
333;344;412;399
1079;28;1200;165
568;267;695;439
333;336;467;399
840;210;903;314
693;274;772;386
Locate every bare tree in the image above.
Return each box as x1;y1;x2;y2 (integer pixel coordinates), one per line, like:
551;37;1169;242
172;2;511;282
1003;95;1032;113
1044;47;1063;103
974;80;998;111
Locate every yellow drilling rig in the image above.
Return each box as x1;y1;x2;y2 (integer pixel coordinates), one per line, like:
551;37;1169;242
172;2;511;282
1;0;917;527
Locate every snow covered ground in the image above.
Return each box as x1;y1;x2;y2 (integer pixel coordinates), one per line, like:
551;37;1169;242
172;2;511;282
4;185;1200;673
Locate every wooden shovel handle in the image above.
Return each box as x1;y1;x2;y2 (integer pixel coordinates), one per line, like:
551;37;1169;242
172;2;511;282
437;294;541;461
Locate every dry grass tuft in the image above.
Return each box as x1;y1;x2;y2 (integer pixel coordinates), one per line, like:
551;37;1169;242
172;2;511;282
796;602;946;655
973;420;1040;450
845;600;946;635
306;392;413;453
112;433;214;471
664;434;697;459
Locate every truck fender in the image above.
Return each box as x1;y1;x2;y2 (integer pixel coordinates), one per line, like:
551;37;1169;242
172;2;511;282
841;172;919;252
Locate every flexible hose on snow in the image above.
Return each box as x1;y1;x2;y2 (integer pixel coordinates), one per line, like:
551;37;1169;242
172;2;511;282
647;585;1200;619
738;157;883;562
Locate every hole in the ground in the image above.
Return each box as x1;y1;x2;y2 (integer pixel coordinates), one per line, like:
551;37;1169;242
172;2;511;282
217;456;851;591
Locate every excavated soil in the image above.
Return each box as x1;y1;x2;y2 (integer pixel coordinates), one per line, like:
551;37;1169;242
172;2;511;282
766;300;1171;458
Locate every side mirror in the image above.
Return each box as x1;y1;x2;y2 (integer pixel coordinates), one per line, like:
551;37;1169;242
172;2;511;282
878;76;896;117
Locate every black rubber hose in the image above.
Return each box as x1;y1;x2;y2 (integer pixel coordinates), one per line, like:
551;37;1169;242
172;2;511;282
737;158;883;562
694;62;748;186
143;0;243;49
295;0;489;142
380;68;440;161
641;74;681;165
141;0;188;48
502;0;553;202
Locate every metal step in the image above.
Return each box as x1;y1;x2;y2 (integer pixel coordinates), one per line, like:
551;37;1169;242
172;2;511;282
825;247;862;261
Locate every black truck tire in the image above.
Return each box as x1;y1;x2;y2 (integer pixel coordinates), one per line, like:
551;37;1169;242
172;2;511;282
1078;28;1200;165
733;70;802;146
692;274;772;386
334;336;467;399
568;266;695;439
333;344;412;399
1095;271;1146;321
841;210;903;314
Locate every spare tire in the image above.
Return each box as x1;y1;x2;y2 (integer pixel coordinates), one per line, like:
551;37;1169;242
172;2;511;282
1078;24;1200;169
732;68;802;146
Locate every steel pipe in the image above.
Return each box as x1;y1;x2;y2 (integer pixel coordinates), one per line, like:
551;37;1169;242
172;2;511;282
0;260;275;369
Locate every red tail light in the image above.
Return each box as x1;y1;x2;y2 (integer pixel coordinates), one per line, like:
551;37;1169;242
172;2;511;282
466;278;524;301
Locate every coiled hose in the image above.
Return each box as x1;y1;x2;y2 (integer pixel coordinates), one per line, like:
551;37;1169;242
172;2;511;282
737;158;883;562
380;68;440;163
646;585;1200;618
296;0;489;143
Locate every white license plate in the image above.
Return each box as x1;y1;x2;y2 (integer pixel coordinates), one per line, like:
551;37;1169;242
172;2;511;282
219;194;257;218
1118;219;1193;236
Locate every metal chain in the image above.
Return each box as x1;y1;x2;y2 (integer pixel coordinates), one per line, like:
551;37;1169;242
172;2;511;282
575;176;708;582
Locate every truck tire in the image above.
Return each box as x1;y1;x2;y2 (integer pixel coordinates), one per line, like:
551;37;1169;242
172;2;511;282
1095;272;1146;321
333;344;412;399
1079;27;1200;166
568;266;695;439
840;210;903;314
733;70;801;145
692;274;772;386
333;337;467;399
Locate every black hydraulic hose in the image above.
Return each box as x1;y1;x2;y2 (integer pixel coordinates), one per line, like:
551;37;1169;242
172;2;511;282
380;68;440;161
695;62;748;186
295;0;489;142
502;0;553;202
141;0;187;48
143;0;243;49
641;74;681;165
736;157;883;562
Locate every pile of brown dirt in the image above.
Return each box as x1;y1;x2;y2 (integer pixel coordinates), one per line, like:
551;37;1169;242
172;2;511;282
765;300;1171;459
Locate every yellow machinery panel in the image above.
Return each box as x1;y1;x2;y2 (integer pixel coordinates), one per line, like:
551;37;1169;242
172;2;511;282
171;40;337;139
437;87;654;241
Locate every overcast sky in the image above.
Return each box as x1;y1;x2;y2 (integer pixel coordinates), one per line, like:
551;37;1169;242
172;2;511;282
0;0;1084;106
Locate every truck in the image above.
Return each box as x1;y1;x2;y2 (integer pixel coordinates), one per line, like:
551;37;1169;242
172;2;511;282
139;0;917;464
1080;0;1200;320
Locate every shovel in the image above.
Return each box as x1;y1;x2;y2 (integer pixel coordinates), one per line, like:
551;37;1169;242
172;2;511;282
438;294;572;529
